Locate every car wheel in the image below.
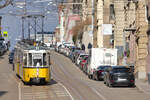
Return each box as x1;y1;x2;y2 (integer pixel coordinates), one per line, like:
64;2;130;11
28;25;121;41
129;84;135;87
108;82;112;87
104;81;106;84
88;75;92;79
95;75;99;81
92;73;96;80
104;78;106;84
106;80;109;86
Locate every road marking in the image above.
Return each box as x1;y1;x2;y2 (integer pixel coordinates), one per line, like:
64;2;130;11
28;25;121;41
58;82;74;100
19;82;21;100
91;88;107;100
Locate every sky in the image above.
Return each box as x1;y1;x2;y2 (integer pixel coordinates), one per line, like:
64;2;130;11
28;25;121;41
0;0;59;50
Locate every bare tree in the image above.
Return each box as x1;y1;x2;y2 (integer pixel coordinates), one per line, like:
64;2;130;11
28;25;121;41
0;0;12;9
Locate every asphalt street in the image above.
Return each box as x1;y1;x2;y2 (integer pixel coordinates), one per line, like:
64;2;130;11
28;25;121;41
0;52;150;100
51;51;150;100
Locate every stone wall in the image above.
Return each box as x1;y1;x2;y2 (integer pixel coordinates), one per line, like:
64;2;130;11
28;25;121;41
135;0;148;79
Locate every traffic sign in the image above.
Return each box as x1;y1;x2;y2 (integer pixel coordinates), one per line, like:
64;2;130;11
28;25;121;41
3;31;8;37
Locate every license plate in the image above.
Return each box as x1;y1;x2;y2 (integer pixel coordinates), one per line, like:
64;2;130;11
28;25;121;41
118;78;126;81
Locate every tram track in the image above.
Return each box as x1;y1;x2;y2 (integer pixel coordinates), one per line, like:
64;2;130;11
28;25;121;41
51;52;103;100
12;69;71;100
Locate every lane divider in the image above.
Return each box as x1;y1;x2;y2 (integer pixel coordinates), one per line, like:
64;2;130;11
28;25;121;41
18;82;21;100
58;82;74;100
91;88;107;100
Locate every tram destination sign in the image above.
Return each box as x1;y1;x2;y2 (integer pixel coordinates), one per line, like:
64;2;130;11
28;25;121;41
33;53;42;59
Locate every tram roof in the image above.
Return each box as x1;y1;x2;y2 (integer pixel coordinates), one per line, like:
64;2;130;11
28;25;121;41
15;41;49;51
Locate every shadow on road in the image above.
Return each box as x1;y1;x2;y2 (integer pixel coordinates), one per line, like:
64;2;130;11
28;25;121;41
0;56;4;59
27;79;58;86
48;79;58;85
110;85;136;88
0;91;8;97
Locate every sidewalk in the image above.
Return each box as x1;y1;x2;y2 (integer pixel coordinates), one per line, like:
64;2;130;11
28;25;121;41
135;79;150;95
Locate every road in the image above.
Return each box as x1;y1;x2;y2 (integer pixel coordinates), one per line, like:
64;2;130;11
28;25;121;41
0;51;150;100
51;51;150;100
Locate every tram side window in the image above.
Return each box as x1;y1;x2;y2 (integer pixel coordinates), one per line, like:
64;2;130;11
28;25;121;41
24;54;27;66
43;53;47;66
29;53;32;66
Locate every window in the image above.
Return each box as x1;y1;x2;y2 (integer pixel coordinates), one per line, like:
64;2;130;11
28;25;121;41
110;4;115;20
43;53;47;66
113;68;130;73
33;59;42;66
23;53;27;66
28;53;32;66
146;5;149;22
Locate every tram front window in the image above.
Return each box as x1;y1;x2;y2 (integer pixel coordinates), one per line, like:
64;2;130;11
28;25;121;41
33;59;42;67
43;53;47;66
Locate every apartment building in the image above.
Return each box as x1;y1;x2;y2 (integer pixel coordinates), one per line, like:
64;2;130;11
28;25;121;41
135;0;149;79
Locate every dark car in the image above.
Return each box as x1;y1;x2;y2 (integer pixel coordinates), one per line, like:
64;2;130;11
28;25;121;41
9;52;14;64
0;44;5;55
104;66;135;87
93;65;111;81
71;49;81;63
69;46;80;61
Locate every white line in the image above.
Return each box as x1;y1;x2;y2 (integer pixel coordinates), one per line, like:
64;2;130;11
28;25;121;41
58;82;74;100
91;88;107;100
19;82;21;100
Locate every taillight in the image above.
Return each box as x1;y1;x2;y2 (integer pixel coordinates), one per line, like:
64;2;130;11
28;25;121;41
130;80;134;82
111;80;114;83
98;70;104;73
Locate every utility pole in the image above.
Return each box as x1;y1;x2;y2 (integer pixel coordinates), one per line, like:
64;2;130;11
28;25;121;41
28;16;31;40
42;15;44;43
22;16;25;40
34;16;37;42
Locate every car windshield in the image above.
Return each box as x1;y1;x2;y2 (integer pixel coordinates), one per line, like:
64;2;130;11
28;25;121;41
10;53;14;56
97;66;111;70
113;68;130;73
80;55;87;58
84;56;88;60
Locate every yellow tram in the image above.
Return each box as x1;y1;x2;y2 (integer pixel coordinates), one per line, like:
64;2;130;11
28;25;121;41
14;42;51;84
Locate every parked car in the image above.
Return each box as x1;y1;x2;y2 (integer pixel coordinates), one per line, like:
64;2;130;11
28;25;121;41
93;65;111;81
76;53;88;66
9;51;14;64
69;46;80;59
74;50;85;64
79;56;88;70
55;42;62;52
83;59;89;75
0;44;5;55
104;66;135;87
71;49;81;63
86;48;118;79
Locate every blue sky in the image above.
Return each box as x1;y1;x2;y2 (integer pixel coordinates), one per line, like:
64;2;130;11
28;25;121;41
0;0;59;50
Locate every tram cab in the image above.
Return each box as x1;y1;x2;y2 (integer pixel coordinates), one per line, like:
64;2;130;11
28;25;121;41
14;42;51;84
